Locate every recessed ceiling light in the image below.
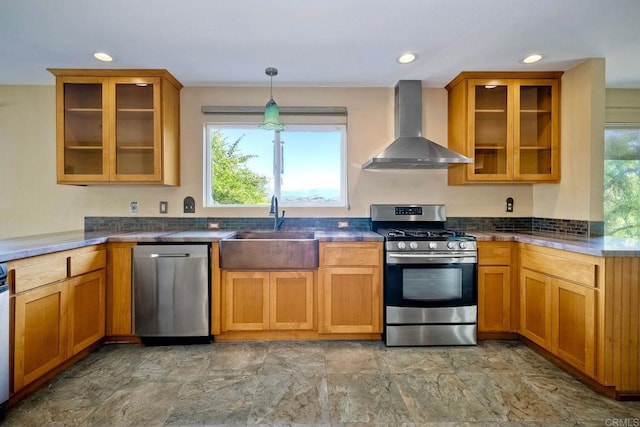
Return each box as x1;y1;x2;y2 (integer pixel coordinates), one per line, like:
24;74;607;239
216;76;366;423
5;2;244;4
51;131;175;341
522;54;543;64
93;52;114;62
398;53;417;64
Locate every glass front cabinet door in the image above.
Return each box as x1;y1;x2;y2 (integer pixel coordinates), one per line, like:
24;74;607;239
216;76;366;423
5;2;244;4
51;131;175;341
111;78;161;181
446;72;561;185
469;79;514;181
51;69;182;185
514;80;560;181
57;77;110;182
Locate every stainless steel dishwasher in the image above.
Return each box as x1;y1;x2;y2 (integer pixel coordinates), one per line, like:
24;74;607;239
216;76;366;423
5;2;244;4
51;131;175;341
133;244;210;342
1;263;9;419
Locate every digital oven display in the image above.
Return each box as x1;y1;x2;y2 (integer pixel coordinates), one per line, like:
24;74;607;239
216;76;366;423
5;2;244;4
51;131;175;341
395;206;422;216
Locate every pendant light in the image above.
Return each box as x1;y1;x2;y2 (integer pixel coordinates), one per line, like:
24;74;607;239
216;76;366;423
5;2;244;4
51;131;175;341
260;67;285;131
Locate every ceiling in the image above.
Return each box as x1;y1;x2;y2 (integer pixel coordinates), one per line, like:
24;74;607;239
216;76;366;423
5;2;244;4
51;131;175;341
2;0;640;88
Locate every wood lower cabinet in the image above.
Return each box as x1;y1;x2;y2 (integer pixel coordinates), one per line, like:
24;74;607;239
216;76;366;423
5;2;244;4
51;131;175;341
223;271;269;331
13;280;69;391
9;245;106;393
520;268;552;349
477;241;515;333
552;278;595;376
222;270;314;331
68;270;106;357
319;266;381;333
519;243;601;379
478;266;511;332
106;242;135;337
270;271;314;330
318;242;383;334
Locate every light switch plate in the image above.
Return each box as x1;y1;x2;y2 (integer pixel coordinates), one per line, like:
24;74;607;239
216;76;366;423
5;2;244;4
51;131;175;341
159;201;168;214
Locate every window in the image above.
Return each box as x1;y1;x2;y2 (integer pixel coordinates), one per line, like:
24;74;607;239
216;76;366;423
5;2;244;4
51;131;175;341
204;123;347;207
604;127;640;237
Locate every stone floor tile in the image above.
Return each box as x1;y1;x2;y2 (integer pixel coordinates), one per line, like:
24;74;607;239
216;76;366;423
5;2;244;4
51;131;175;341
165;374;260;425
327;372;412;424
82;377;182;425
3;340;639;426
248;374;330;425
260;340;327;375
325;341;386;374
523;372;640;422
392;372;497;423
376;346;455;374
457;371;572;422
207;340;270;375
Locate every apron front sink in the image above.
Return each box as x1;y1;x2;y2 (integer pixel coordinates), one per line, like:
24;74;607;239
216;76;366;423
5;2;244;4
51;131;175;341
220;232;318;270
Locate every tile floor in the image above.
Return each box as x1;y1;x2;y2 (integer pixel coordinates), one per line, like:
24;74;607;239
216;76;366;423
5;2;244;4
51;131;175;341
3;340;640;426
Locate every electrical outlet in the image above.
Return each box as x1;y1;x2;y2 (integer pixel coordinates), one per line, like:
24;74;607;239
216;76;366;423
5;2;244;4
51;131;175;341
338;221;349;228
183;196;195;214
159;201;168;214
129;201;139;214
506;197;514;213
207;221;220;229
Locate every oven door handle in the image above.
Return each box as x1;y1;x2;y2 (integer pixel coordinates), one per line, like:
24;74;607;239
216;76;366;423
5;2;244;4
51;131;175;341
387;253;477;264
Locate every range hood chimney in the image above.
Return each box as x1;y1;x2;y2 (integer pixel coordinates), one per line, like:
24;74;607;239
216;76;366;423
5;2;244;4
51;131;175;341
362;80;472;169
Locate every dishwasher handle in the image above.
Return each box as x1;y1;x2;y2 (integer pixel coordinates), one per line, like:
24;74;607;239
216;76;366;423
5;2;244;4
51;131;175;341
149;253;191;258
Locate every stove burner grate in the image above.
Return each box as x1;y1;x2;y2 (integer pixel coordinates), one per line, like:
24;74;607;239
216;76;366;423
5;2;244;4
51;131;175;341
383;228;470;239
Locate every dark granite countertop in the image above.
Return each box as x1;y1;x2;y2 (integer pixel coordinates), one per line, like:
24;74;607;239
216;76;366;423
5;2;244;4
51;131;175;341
314;230;383;242
0;230;112;262
2;228;639;263
0;229;383;262
469;231;640;257
106;230;238;243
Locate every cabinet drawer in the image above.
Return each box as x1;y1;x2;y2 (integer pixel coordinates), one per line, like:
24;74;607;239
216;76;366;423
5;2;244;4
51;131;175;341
10;253;68;294
69;248;106;277
321;243;381;267
478;243;512;265
520;248;597;288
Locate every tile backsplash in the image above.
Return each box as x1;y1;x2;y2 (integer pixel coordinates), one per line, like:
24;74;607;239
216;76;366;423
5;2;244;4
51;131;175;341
86;216;604;236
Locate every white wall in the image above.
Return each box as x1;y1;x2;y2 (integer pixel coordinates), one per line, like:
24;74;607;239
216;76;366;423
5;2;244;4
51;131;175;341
533;58;606;221
13;70;620;239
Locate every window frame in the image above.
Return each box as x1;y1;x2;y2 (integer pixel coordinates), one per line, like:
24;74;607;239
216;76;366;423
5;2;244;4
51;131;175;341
203;121;348;208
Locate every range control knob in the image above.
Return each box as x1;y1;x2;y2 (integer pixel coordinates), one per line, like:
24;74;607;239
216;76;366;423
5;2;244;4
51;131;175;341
447;241;457;249
397;242;406;249
459;241;467;249
428;242;438;250
409;242;419;250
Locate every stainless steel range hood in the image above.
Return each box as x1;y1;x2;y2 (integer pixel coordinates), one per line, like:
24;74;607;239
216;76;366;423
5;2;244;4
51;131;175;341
362;80;472;169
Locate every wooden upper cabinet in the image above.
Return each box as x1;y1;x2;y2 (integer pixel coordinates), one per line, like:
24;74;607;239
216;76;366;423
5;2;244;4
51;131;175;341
48;69;182;185
446;72;562;184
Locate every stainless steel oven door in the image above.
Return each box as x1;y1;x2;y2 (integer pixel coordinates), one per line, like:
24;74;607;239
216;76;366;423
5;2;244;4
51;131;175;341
384;260;477;308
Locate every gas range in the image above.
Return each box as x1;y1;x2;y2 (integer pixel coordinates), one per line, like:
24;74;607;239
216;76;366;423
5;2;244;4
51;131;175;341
371;205;477;256
370;204;478;347
382;228;470;239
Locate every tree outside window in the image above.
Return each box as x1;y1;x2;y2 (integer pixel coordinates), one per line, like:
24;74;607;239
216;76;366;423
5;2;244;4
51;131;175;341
604;128;640;237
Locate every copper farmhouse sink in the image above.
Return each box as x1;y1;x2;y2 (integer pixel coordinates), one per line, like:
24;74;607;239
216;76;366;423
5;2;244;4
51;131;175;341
219;231;318;270
234;231;315;240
